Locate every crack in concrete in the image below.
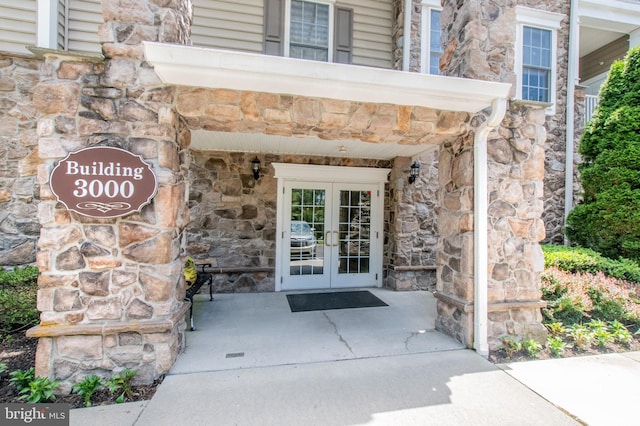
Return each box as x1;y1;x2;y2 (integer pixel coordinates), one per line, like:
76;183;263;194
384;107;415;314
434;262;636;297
323;312;354;355
404;331;421;351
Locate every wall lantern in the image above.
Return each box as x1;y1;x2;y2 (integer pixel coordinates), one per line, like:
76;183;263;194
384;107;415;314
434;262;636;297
251;157;261;180
408;161;420;184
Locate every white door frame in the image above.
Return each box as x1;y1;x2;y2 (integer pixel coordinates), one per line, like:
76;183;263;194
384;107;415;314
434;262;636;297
273;163;390;292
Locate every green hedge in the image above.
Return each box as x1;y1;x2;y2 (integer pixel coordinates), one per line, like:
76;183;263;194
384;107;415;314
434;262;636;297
542;244;640;283
0;266;39;338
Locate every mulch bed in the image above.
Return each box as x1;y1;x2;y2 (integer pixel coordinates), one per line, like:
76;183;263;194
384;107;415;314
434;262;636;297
0;335;162;409
489;335;640;363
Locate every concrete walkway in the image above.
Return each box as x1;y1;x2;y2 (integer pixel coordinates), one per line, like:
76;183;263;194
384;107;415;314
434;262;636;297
69;290;640;425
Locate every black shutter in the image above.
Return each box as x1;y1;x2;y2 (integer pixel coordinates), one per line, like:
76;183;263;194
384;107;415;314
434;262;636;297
334;7;353;64
264;0;284;56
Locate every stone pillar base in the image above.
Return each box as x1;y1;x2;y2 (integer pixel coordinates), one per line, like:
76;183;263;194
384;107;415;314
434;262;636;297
385;266;437;291
26;302;190;392
434;292;548;351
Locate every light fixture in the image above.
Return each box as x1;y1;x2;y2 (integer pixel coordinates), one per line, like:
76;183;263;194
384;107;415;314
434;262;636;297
251;157;261;180
408;161;420;184
339;145;347;153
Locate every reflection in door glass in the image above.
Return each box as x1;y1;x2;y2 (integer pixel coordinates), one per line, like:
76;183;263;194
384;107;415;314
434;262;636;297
290;188;325;275
338;190;371;274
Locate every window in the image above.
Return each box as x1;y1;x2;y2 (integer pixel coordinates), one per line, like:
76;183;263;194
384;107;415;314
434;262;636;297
289;1;329;61
421;0;442;75
264;0;353;64
522;26;551;102
515;6;563;113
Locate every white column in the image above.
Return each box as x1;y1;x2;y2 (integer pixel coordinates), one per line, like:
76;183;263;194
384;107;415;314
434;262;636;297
37;0;59;49
630;28;640;48
473;97;507;358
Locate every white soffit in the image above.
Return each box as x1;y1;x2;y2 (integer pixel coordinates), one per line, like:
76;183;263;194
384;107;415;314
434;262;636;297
190;130;438;160
579;0;640;33
143;42;511;114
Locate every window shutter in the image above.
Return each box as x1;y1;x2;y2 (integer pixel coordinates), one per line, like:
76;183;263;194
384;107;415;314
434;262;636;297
334;7;353;64
264;0;284;56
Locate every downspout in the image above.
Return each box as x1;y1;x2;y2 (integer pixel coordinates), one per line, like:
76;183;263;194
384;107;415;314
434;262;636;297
474;97;508;357
564;0;579;245
403;0;412;71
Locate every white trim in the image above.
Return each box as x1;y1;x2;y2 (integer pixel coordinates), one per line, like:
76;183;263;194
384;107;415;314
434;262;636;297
420;1;442;74
37;0;59;49
273;163;390;184
402;0;411;71
284;0;335;62
273;163;389;292
579;0;640;32
564;0;580;245
473;98;508;358
515;7;564;115
144;42;512;113
630;28;640;48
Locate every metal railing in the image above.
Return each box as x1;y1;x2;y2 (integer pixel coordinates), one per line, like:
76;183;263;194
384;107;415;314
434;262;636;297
584;94;599;124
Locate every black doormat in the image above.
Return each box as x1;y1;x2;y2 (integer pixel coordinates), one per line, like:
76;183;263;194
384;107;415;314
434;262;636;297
286;290;388;312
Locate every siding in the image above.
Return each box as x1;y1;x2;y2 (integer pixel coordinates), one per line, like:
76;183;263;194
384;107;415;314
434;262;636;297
192;0;393;69
580;36;628;83
192;0;264;53
66;0;101;53
0;0;37;55
342;0;392;69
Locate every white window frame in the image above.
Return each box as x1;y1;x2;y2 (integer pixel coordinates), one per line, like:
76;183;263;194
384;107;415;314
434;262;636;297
420;0;442;75
284;0;335;62
515;6;563;114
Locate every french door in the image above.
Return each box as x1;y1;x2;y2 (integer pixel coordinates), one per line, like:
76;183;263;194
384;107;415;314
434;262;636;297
274;164;389;292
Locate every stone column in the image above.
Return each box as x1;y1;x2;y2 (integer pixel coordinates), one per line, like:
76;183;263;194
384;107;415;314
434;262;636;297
391;0;422;72
27;0;193;390
436;0;548;350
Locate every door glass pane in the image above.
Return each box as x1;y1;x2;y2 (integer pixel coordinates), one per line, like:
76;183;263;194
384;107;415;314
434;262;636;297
338;190;371;274
290;188;324;275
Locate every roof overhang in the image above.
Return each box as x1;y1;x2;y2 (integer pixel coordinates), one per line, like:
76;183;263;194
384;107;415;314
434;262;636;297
143;42;511;159
579;0;640;33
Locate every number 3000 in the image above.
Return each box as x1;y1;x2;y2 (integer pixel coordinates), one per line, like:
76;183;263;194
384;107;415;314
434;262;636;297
73;179;135;199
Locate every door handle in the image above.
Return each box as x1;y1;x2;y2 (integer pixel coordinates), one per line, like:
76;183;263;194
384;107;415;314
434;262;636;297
325;231;332;247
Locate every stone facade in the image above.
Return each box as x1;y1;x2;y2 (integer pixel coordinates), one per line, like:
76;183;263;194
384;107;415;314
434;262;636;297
25;0;194;389
0;55;42;266
0;0;588;384
435;0;550;346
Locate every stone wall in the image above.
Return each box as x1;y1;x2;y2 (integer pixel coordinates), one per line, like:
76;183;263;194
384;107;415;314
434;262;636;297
187;151;396;293
0;54;43;266
26;0;194;389
437;0;549;348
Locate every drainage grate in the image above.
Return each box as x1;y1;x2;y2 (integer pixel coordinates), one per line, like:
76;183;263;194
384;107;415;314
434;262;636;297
225;352;245;358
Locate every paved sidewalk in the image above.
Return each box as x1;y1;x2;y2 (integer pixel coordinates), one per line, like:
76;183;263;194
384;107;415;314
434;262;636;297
69;291;640;425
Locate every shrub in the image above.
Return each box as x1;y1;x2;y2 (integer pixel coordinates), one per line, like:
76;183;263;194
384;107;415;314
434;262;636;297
547;336;566;357
567;324;593;351
542;244;640;283
9;368;35;393
566;46;640;262
499;337;522;358
521;339;543;357
105;369;138;403
0;266;39;339
18;377;59;403
72;375;104;407
541;267;640;327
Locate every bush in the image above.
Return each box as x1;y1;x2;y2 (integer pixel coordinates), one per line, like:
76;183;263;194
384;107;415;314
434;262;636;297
541;267;640;328
542;244;640;283
0;267;39;338
566;46;640;262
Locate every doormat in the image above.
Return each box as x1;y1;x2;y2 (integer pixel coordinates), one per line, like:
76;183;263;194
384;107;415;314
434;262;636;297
286;290;388;312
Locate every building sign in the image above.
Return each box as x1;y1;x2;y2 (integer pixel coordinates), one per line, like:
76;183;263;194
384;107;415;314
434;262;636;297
50;147;158;218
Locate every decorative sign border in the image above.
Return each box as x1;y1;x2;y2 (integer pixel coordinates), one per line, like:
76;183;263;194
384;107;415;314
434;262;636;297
50;147;158;218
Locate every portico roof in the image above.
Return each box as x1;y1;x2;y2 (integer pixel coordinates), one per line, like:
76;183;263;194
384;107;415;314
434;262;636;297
144;42;511;159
